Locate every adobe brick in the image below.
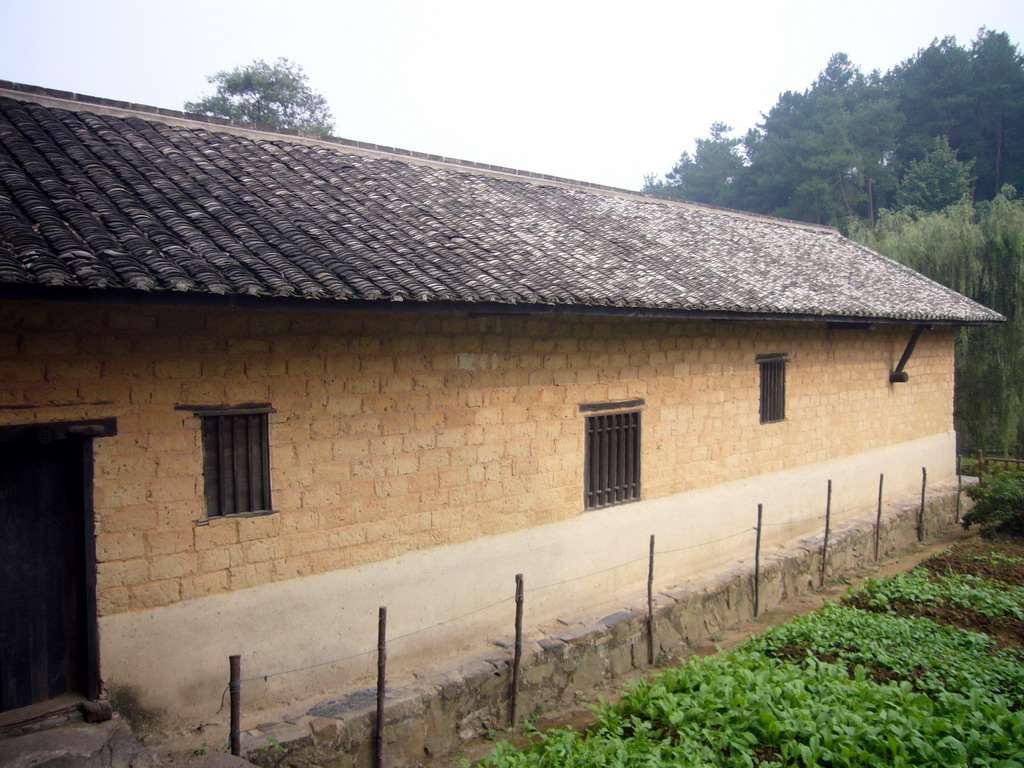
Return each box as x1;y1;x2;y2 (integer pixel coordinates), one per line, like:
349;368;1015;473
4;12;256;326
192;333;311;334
236;513;283;543
191;570;230;597
131;579;182;610
97;586;132;616
195;521;240;550
145;529;194;556
98;558;150;588
97;505;158;534
153;359;203;379
149;552;197;580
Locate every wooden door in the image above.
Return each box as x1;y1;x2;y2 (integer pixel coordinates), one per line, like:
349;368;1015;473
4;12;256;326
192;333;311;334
0;437;88;712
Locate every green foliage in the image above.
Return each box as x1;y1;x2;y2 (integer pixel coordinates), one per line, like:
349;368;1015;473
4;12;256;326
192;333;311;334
895;136;973;212
738;54;902;225
746;602;1024;706
964;30;1024;198
185;58;334;135
649;30;1024;227
965;468;1024;536
481;561;1024;768
482;651;1024;767
854;568;1024;619
646;123;746;208
849;190;1024;455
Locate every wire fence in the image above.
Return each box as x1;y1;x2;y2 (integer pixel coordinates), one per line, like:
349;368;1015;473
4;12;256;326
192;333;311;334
222;467;949;758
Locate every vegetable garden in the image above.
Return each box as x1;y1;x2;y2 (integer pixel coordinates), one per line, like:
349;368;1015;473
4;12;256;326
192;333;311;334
479;536;1024;767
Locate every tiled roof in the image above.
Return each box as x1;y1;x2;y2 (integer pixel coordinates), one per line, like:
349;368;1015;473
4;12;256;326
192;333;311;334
0;86;1003;324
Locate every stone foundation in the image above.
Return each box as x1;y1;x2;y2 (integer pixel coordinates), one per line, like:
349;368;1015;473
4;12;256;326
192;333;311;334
242;481;967;767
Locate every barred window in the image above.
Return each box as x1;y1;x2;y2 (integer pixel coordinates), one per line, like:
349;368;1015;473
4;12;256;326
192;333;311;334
197;405;274;518
583;408;641;510
757;354;787;424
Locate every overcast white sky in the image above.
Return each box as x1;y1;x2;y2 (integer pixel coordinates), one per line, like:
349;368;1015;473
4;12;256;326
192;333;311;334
2;1;1022;190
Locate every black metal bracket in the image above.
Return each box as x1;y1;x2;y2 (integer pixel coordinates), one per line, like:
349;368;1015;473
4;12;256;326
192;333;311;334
890;324;929;383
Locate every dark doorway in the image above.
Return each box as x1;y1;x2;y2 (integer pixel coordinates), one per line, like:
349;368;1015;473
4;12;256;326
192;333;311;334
0;420;112;713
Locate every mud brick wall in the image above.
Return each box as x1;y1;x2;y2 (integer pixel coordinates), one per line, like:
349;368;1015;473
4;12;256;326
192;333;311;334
0;300;954;616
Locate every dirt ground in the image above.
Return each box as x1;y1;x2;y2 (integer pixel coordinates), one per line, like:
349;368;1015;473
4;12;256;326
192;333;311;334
426;527;980;768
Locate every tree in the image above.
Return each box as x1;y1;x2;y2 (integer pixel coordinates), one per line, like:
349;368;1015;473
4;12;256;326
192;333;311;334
185;58;335;135
967;30;1024;197
895;135;973;212
885;37;974;176
648;123;746;207
850;189;1024;455
649;30;1023;224
739;54;900;225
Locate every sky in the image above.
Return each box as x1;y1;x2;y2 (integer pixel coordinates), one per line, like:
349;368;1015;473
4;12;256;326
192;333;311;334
2;0;1022;191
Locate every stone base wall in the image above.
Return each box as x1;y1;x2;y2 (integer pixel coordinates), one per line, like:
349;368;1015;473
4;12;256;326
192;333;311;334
242;481;967;767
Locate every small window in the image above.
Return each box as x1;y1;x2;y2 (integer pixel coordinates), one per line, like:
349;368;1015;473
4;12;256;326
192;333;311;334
198;406;273;517
757;354;787;424
583;409;641;510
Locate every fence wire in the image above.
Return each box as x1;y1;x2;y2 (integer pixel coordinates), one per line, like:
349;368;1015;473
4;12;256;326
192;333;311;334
224;502;836;695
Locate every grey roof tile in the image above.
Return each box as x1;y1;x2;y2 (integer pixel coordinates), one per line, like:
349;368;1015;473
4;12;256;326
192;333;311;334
0;92;1003;324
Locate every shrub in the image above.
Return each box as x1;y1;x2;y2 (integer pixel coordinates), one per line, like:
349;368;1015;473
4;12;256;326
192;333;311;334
964;468;1024;537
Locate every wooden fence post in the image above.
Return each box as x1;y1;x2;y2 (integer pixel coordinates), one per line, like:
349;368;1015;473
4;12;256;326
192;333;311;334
229;655;241;757
820;480;832;588
754;505;763;618
376;607;387;768
918;467;927;541
510;574;524;725
646;536;655;664
874;474;884;561
955;455;962;523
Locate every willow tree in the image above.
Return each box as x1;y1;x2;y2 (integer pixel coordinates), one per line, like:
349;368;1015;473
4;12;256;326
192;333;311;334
850;190;1024;454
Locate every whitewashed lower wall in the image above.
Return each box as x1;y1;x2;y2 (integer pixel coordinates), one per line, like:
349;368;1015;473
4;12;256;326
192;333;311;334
101;430;955;732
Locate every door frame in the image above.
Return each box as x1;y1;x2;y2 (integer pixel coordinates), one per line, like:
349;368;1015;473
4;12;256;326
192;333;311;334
0;417;116;707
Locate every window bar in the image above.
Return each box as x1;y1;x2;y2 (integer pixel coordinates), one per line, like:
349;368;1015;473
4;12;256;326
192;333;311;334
778;365;786;421
604;414;613;505
626;415;634;499
618;415;626;505
601;415;611;508
232;415;246;516
589;415;598;512
626;411;634;501
259;415;271;510
606;415;614;505
772;364;778;419
218;416;233;516
247;415;260;512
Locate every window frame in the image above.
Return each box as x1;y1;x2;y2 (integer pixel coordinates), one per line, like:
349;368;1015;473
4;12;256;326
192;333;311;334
757;353;788;424
581;402;643;511
187;404;276;520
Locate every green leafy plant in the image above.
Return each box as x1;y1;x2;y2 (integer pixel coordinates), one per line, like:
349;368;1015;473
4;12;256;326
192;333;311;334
964;468;1024;537
255;735;283;752
746;603;1024;706
852;569;1024;620
478;545;1024;768
481;651;1024;767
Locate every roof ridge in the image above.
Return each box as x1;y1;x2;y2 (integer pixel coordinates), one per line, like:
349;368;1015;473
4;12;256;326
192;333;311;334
0;79;836;235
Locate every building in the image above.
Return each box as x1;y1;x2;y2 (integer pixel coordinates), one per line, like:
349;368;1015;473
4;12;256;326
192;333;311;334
0;82;1002;732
